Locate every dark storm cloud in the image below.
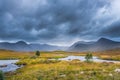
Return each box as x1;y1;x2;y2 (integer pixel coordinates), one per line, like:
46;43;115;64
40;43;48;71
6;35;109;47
100;21;120;37
0;0;119;45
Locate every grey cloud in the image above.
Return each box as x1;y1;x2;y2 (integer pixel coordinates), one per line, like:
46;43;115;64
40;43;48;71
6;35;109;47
100;21;120;38
0;0;119;45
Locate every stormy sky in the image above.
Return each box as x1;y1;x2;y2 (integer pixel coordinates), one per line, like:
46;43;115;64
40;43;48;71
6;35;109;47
0;0;120;46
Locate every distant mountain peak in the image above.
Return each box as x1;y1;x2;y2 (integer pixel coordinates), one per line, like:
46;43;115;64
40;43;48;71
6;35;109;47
16;41;27;45
97;38;113;43
69;37;120;52
0;41;66;51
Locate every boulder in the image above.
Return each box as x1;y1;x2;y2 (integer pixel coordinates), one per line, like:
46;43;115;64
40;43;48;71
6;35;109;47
114;69;120;73
0;65;7;68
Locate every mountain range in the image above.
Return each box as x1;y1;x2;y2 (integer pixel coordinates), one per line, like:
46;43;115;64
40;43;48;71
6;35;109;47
0;38;120;52
68;38;120;52
0;41;66;51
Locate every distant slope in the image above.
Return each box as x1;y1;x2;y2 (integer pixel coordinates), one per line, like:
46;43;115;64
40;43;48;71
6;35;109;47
69;38;120;52
0;41;67;51
98;48;120;55
0;49;31;59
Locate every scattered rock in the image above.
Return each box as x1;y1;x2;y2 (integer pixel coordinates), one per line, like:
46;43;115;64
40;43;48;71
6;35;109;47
108;73;113;77
80;71;84;74
60;74;66;77
0;65;7;68
115;69;120;73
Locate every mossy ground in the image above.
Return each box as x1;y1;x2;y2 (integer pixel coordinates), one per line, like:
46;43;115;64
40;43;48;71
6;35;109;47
0;49;120;80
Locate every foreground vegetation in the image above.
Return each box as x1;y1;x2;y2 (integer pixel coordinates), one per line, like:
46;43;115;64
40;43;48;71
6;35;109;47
0;70;4;80
0;49;120;80
6;60;120;80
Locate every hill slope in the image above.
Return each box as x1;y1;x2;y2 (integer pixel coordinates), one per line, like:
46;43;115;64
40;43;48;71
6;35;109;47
69;38;120;52
0;41;66;51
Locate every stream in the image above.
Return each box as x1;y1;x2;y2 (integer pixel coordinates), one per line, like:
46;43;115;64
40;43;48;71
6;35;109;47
0;56;120;72
59;56;120;63
0;60;20;72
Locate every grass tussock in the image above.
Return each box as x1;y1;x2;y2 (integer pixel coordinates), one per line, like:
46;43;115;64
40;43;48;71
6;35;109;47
6;60;120;80
0;49;120;80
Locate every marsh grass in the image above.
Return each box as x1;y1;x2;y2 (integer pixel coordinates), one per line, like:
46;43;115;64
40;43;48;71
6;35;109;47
0;71;4;80
0;49;120;80
6;60;120;80
0;49;33;60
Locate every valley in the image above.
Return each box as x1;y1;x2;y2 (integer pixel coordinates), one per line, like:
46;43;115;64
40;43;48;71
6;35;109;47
0;49;119;80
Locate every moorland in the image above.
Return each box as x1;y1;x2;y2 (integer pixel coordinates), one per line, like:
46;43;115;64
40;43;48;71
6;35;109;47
0;49;120;80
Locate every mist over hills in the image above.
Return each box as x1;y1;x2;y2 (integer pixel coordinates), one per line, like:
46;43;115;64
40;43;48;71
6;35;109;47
69;38;120;52
0;41;66;51
0;38;120;52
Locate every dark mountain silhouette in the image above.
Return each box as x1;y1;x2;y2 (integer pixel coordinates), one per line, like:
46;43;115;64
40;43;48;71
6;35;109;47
69;38;120;52
0;41;66;51
1;38;120;52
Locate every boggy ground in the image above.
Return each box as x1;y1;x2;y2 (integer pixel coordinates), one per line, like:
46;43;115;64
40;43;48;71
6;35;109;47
0;49;120;80
6;60;120;80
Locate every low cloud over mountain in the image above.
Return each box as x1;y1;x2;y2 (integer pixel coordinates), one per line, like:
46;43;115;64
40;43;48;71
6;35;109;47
0;41;66;51
69;38;120;52
0;0;120;46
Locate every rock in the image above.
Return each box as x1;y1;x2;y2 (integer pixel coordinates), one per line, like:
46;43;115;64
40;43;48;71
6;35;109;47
114;69;120;73
60;74;66;77
108;73;113;77
80;71;84;74
0;65;7;68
